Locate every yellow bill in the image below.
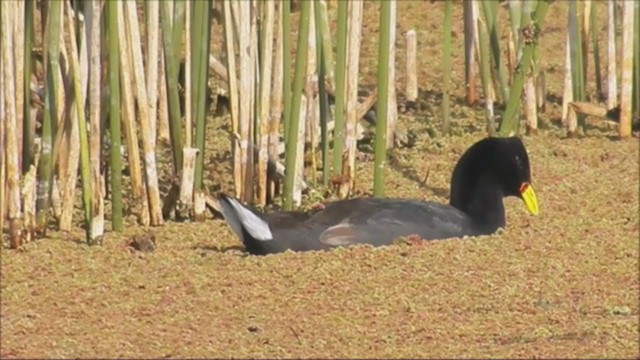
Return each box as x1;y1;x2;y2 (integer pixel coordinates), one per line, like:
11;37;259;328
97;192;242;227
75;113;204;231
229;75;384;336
519;182;539;215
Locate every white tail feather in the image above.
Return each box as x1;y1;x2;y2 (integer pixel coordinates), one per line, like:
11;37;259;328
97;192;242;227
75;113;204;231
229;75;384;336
225;198;273;241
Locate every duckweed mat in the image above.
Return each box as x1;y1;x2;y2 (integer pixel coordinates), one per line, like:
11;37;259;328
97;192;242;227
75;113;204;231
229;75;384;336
2;2;639;358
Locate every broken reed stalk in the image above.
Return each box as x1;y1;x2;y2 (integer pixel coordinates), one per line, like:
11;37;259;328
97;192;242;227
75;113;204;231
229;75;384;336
569;101;614;119
442;0;453;135
269;1;284;200
283;0;311;211
238;0;254;203
126;0;163;226
257;0;275;206
107;0;122;232
146;0;160;146
478;15;495;136
332;0;348;177
606;0;617;109
176;148;199;219
2;1;23;248
223;1;242;199
498;0;550;136
344;0;363;193
88;0;104;244
160;1;184;176
384;1;397;150
191;0;212;219
314;0;331;186
22;141;40;243
619;0;634;138
65;1;93;240
117;2;149;226
405;30;417;103
463;0;476;106
373;0;391;198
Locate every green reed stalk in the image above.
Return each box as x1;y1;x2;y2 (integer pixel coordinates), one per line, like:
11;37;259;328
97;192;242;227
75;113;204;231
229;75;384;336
36;0;62;233
283;0;310;211
161;1;183;172
315;1;330;186
373;0;391;197
481;0;510;103
568;2;585;108
590;1;603;100
498;0;550;136
65;1;92;237
22;0;34;174
192;0;211;191
317;0;335;85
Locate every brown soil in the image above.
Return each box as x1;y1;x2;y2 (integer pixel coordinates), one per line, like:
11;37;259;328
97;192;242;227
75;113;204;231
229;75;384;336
2;2;639;359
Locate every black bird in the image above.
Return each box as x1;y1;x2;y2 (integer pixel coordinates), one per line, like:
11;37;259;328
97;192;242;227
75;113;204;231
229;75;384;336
216;136;539;255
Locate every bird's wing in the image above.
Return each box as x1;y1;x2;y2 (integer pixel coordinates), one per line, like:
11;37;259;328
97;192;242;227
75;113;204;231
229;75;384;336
317;200;475;247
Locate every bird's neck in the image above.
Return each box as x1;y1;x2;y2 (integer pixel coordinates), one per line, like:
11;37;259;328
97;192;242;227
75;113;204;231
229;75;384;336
450;174;506;233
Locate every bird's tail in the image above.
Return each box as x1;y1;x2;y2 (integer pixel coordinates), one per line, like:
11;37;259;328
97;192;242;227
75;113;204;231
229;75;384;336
216;194;274;245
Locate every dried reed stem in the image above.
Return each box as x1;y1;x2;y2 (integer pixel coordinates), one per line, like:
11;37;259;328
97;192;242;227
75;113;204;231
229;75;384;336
385;1;397;150
125;0;164;225
223;1;242;200
88;0;104;244
146;0;160;146
257;0;275;205
606;0;617;109
268;1;284;202
2;2;23;247
117;2;149;226
343;0;363;192
618;0;634;138
405;30;417;103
